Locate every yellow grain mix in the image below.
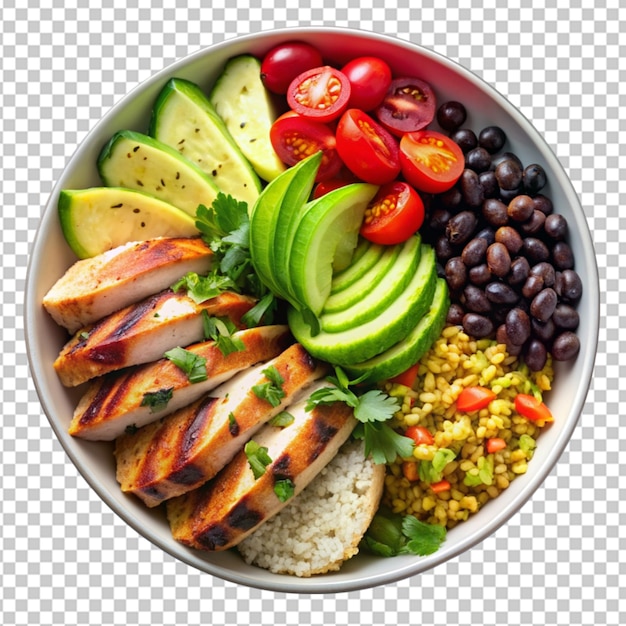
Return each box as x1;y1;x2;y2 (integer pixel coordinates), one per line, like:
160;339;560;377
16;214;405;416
383;325;554;530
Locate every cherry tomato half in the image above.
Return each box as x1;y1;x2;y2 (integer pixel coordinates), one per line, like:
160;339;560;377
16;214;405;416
335;109;401;185
514;394;554;424
456;386;496;412
360;181;425;245
312;168;359;198
405;425;434;446
375;76;437;136
260;41;324;94
399;129;465;194
341;56;392;111
269;111;343;182
287;66;351;123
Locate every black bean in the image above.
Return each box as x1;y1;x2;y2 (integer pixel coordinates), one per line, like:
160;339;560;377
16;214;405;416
495;158;523;190
495;323;523;356
461;237;488;267
446;210;478;245
435;235;456;262
551;331;580;361
557;269;583;302
530;261;556;288
429;208;453;233
485;281;519;305
522;274;544;300
446;303;465;325
450;128;478;153
544;213;568;240
552;241;575;270
518;209;546;236
507;195;535;222
460;169;484;207
522;163;547;195
552;303;580;330
437;101;467;131
444;256;468;291
438;185;464;211
474;226;496;246
522;237;550;263
499;186;524;204
478;126;506;154
463;284;492;313
530;287;558;322
508;256;530;286
492;151;523;170
482;198;509;228
469;263;493;286
524;339;548;371
463;312;494;338
532;194;553;215
531;317;556;343
495;225;524;255
505;307;531;345
486;242;511;278
465;147;492;173
478;170;499;199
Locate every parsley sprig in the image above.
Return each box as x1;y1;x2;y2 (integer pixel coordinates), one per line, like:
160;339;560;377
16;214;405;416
252;365;286;408
202;313;245;356
306;367;415;465
164;346;208;383
172;193;277;326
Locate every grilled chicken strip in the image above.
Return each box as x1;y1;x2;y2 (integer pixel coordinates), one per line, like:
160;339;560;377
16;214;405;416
166;381;357;551
69;325;293;441
53;289;256;387
114;343;327;507
43;237;213;333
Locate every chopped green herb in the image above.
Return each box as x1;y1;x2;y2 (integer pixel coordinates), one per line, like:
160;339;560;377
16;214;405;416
140;387;174;413
79;331;90;340
252;365;286;407
171;270;236;304
306;366;410;464
274;478;295;502
268;411;295;428
401;514;447;556
244;440;272;479
202;312;245;356
241;291;277;328
164;346;207;383
228;411;239;436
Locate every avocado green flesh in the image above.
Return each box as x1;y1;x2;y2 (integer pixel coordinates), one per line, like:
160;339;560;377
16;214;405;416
322;235;419;317
209;55;286;182
149;78;261;206
58;187;197;259
330;239;385;294
343;278;450;383
288;183;379;317
97;130;219;217
287;244;437;365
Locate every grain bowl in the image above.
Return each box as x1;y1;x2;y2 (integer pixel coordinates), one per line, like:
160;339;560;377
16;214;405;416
25;27;598;593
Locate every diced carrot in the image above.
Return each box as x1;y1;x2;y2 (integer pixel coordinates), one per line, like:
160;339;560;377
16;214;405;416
402;461;420;482
430;479;451;493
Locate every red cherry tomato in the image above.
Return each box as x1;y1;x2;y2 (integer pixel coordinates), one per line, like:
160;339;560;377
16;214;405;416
260;41;324;94
312;169;359;198
456;386;496;412
287;66;351;123
389;361;421;388
405;425;434;446
269;111;343;182
341;56;392;111
360;181;425;245
375;76;437;136
514;394;554;424
399;130;465;194
335;109;400;185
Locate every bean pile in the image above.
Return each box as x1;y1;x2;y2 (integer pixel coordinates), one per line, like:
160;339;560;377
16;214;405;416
424;101;582;371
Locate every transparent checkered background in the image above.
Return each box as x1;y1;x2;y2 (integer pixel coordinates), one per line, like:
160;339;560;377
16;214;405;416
2;0;623;624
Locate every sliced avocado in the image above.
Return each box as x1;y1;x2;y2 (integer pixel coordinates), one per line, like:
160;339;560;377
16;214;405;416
320;234;422;331
97;130;219;217
149;77;261;206
209;54;287;182
343;278;450;383
330;238;385;295
287;244;438;365
58;187;198;259
288;182;379;317
322;241;404;315
270;151;323;303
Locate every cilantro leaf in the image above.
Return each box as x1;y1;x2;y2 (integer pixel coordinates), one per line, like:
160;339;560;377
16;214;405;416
244;440;272;479
241;292;277;327
195;193;249;239
171;271;236;303
252;365;286;407
354;389;400;423
353;421;415;465
140;387;174;413
202;312;245;356
268;411;295;427
400;515;447;556
164;347;208;383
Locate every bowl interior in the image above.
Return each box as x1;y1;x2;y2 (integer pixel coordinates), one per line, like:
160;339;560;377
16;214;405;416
25;27;598;593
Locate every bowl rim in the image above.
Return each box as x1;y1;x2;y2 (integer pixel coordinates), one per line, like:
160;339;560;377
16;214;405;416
24;25;600;594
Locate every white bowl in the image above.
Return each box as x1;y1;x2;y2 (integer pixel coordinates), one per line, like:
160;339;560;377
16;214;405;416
25;27;599;593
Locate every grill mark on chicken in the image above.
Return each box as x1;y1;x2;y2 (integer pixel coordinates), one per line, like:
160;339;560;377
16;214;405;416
178;396;218;459
271;454;292;483
308;416;339;463
195;523;230;550
227;499;263;531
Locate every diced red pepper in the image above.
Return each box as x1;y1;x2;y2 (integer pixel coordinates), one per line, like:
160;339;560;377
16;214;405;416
456;386;496;412
485;437;507;454
514;394;554;424
405;425;434;446
390;362;420;388
430;479;451;493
